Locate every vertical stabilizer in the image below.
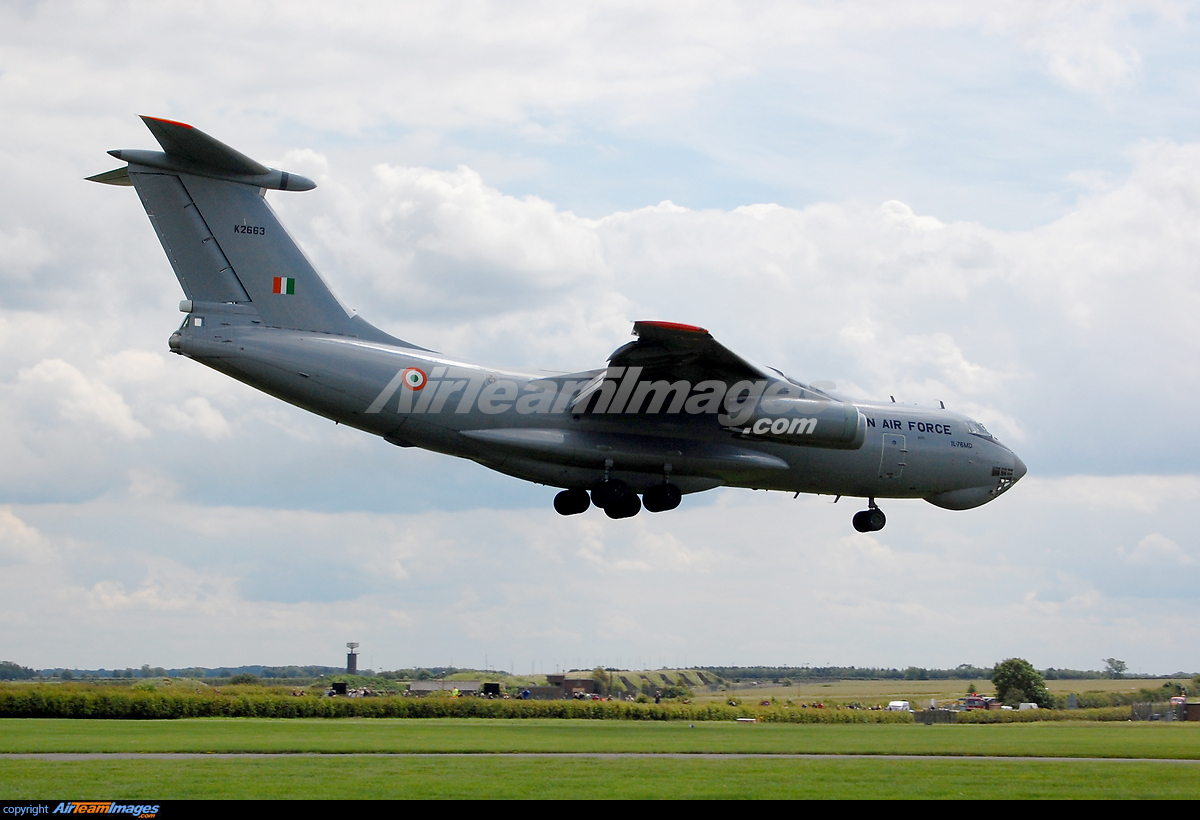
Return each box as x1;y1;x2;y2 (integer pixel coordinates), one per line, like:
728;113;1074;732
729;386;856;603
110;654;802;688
131;171;252;304
91;116;414;347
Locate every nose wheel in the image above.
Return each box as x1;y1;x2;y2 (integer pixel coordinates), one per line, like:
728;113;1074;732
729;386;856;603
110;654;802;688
852;502;886;533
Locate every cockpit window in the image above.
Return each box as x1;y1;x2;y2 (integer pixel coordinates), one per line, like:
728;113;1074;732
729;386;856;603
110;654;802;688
964;419;995;440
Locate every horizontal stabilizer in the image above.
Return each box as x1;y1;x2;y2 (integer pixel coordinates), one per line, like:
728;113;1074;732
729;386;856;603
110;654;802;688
94;116;315;192
85;166;132;186
141;116;269;176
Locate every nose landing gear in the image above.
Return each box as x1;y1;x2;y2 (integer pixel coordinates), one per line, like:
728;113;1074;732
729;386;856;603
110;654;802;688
852;499;886;533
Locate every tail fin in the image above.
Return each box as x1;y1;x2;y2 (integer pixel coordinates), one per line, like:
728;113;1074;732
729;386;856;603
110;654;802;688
90;116;411;346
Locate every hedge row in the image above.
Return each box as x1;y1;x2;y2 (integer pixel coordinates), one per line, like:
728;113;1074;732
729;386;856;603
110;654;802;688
0;687;1140;723
0;687;914;723
954;706;1131;723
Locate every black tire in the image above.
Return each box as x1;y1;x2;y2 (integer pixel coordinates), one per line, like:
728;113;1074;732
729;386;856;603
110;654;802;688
852;510;871;533
604;493;641;519
867;509;886;531
593;479;630;509
642;485;663;512
643;483;682;513
554;489;591;516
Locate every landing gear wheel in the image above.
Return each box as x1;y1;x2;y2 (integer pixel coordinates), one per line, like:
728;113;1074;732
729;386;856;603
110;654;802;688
642;483;682;513
604;493;642;519
592;479;631;509
866;508;886;531
853;508;886;532
553;488;591;516
852;510;871;532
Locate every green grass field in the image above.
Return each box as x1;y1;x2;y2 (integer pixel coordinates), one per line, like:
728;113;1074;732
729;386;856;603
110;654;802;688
4;756;1199;799
2;718;1200;757
2;719;1200;799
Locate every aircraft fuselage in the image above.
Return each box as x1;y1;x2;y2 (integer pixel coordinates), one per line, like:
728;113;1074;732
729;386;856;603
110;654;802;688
171;311;1025;517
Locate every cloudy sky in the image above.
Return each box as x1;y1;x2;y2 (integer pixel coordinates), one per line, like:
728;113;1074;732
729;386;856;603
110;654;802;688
1;1;1198;675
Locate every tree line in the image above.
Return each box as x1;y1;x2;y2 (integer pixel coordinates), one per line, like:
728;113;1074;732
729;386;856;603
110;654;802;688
695;663;1154;683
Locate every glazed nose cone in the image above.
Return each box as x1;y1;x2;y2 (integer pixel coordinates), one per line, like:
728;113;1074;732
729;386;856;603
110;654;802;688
1012;454;1027;482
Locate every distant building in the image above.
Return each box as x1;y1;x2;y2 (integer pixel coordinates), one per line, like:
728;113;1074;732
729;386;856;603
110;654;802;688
546;674;597;697
407;680;481;696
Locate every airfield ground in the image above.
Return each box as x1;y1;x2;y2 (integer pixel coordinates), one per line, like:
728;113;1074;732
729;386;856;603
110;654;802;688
2;719;1199;799
2;677;1196;798
697;676;1188;706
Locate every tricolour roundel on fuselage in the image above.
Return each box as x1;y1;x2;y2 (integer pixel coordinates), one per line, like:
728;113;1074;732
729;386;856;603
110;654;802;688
403;368;427;390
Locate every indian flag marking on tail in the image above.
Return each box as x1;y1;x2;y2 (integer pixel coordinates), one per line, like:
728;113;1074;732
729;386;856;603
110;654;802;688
272;277;295;294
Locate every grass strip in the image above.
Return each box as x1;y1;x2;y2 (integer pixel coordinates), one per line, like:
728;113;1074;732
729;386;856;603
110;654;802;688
1;719;1198;758
3;756;1200;799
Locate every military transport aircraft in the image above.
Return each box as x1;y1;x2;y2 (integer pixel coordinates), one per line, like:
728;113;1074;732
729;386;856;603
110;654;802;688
90;116;1026;530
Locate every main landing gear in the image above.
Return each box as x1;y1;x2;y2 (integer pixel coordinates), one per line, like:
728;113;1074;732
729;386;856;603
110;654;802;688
642;483;681;513
553;479;682;519
592;478;640;519
553;488;591;516
852;499;886;533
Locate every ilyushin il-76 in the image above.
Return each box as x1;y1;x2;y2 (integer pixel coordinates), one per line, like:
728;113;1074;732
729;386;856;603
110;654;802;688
90;116;1026;530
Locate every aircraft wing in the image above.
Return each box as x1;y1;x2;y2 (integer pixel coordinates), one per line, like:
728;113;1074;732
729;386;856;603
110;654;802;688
607;321;771;383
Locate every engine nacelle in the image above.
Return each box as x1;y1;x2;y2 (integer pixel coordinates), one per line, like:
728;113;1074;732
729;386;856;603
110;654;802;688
725;396;865;450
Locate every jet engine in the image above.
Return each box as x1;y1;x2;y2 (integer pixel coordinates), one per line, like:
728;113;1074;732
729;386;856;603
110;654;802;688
725;395;866;450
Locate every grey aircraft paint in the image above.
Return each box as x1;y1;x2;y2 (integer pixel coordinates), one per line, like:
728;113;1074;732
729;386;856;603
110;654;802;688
90;116;1026;529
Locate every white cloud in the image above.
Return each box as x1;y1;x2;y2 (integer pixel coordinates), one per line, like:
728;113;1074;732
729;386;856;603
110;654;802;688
126;468;180;501
157;396;232;441
96;350;166;385
0;4;1180;167
0;507;54;565
315;163;604;315
0;227;52;283
1020;475;1200;513
17;359;149;440
1120;532;1195;565
999;1;1184;93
